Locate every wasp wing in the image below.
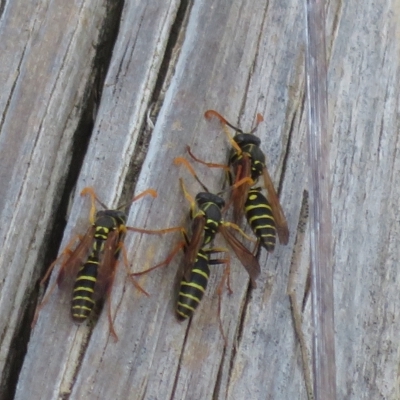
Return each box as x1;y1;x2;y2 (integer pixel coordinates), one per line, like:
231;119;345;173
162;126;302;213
219;225;260;287
262;167;289;245
56;226;95;288
182;215;205;281
231;155;252;222
95;229;121;301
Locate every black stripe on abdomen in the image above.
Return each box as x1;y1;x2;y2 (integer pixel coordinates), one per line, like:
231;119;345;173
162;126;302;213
71;260;98;322
245;191;276;252
176;251;210;320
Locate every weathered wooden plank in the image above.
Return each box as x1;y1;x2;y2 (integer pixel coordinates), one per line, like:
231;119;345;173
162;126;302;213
47;1;307;399
327;2;400;399
7;0;400;400
14;1;181;399
0;0;113;395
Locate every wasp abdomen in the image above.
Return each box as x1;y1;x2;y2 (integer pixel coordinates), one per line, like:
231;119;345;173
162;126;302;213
71;258;99;322
245;189;276;252
177;250;210;320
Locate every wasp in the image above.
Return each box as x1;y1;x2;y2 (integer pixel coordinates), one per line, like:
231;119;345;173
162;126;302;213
32;186;158;340
187;109;289;252
176;247;230;320
133;157;260;326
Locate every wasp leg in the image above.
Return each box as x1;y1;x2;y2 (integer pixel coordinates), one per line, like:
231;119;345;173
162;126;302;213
102;263;119;341
174;156;213;192
222;221;257;243
126;226;183;235
119;242;149;297
186;146;230;171
206;248;231;346
130;240;186;276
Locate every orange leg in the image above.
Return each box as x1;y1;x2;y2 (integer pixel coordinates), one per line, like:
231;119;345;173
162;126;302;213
130;240;186;276
103;240;152;342
210;250;231;346
120;242;149;297
126;226;183;235
186;146;230;171
108;300;118;341
103;265;119;341
222;221;257;243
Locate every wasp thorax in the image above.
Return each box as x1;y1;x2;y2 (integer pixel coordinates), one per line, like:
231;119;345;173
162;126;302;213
195;192;225;209
95;210;127;228
233;133;261;147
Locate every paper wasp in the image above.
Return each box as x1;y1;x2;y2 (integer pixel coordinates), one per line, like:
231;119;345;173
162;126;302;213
187;109;289;252
32;186;160;340
132;157;260;325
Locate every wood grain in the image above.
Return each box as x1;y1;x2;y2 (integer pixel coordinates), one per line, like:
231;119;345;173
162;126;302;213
0;0;398;399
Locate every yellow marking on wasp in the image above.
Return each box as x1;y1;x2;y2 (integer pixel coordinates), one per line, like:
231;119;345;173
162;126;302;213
177;302;195;312
181;282;205;292
85;259;100;265
94;229;109;240
96;226;110;232
177;311;188;318
72;305;92;312
245;203;273;212
197;257;208;264
72;314;89;319
254;225;275;233
73;296;95;304
191;268;209;279
248;214;274;224
179;293;201;303
260;232;276;238
73;286;95;294
75;276;97;283
256;223;276;230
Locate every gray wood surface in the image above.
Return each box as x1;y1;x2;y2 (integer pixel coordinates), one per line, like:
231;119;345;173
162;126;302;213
0;0;398;399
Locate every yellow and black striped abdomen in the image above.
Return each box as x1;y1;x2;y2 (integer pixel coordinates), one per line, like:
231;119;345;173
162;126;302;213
71;255;99;322
245;188;276;252
177;250;210;320
70;217;116;323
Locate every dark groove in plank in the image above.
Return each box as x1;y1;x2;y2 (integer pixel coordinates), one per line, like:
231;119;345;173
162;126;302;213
3;3;126;399
151;0;192;105
122;0;192;202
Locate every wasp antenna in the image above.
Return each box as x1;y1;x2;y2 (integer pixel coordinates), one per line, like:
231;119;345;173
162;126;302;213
223;125;243;154
81;187;101;223
132;188;157;202
249;113;264;134
204;109;229;125
179;178;197;214
205;109;244;133
117;188;157;211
